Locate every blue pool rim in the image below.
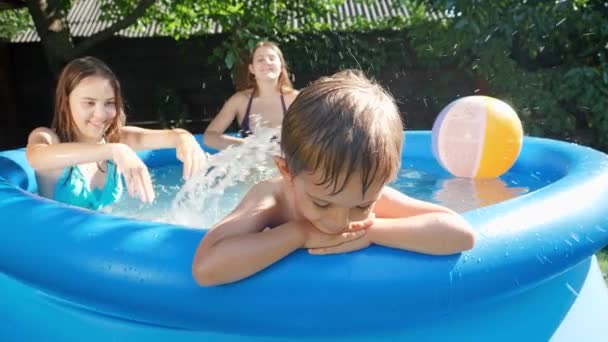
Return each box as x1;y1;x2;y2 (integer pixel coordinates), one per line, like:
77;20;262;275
0;131;607;338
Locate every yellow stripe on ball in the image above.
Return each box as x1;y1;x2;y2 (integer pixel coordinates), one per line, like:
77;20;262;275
476;97;524;178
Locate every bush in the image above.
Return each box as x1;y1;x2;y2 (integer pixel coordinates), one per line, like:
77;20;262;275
405;0;608;150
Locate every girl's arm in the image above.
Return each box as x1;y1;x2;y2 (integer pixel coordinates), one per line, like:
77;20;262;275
121;126;205;180
120;126;194;150
27;127;122;171
26;127;154;202
203;94;246;150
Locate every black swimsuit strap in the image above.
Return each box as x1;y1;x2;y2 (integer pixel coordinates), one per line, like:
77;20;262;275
240;90;255;135
280;93;287;114
240;89;286;138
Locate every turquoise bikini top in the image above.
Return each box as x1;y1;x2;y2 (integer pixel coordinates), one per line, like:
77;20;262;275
53;161;123;210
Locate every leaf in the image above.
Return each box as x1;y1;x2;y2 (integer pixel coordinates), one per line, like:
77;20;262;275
224;49;236;69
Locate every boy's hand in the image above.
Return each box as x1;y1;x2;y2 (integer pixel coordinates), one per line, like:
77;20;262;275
296;214;374;255
297;220;369;249
307;215;374;255
308;236;371;255
348;213;375;231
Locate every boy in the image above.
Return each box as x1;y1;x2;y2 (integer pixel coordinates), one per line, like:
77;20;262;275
192;70;475;286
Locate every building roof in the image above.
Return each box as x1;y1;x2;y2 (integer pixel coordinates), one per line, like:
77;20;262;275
0;0;25;10
12;0;411;43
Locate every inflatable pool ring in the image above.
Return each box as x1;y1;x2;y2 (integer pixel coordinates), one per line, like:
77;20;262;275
1;132;608;341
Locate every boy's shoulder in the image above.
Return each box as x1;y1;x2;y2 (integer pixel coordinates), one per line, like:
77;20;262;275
242;177;287;223
250;177;283;197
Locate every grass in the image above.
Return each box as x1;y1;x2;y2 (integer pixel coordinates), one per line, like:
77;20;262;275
597;248;608;285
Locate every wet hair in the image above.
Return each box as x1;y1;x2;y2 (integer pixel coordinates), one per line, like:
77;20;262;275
52;56;126;143
281;70;403;196
242;41;294;95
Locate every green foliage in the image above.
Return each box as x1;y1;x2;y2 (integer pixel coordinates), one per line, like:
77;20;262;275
0;8;32;40
188;0;417;81
143;0;343;70
155;86;190;129
5;0;606;149
279;29;415;77
405;0;608;149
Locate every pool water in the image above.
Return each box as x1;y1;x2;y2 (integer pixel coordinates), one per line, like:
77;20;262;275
103;159;551;229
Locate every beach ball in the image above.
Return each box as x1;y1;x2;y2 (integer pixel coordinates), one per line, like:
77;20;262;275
432;96;523;178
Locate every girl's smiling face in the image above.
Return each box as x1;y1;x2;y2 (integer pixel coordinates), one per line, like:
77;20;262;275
68;76;117;143
249;46;282;82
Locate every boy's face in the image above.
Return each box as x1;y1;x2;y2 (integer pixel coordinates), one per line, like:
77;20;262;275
276;158;382;234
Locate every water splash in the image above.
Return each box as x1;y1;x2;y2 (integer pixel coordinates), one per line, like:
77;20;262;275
169;115;281;228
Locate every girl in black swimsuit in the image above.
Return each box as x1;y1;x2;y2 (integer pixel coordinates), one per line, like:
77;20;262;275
203;41;299;150
239;90;288;138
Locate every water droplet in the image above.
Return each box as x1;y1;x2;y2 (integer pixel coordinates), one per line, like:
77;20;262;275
565;283;579;297
570;233;580;243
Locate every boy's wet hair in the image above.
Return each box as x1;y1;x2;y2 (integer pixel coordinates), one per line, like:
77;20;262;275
52;56;126;143
281;70;403;195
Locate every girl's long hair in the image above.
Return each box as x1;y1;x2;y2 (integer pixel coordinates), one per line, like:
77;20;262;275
52;56;126;143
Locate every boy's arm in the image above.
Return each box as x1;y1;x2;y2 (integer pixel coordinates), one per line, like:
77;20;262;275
366;214;475;255
192;181;369;286
192;182;305;286
310;187;475;256
373;186;456;218
370;186;475;255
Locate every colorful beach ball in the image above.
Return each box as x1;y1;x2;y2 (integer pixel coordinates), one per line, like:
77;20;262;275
432;96;523;179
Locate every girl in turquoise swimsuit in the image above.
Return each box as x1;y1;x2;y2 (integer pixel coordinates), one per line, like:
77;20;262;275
204;41;299;150
26;57;206;210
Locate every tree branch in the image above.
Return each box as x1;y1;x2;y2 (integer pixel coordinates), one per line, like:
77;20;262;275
73;0;155;55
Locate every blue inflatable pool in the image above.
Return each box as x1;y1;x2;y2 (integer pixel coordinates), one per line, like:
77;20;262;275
1;131;607;341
